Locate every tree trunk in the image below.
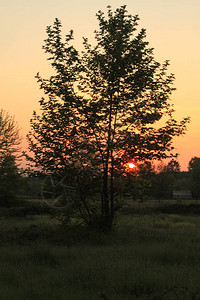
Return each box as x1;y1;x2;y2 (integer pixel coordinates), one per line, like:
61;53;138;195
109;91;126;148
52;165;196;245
100;93;114;230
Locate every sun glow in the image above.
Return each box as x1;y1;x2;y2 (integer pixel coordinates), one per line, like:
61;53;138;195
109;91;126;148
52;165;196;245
128;162;136;169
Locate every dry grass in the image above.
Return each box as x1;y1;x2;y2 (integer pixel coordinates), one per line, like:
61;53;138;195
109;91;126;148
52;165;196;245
0;209;200;299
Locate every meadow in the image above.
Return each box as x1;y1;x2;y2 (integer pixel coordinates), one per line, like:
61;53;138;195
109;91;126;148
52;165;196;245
0;202;200;299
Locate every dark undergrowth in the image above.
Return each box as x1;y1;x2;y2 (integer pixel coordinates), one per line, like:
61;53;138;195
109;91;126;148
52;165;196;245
0;202;200;299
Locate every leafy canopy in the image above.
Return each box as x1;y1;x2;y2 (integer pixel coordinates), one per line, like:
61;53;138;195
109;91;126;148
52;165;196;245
0;109;21;162
27;6;189;176
0;110;22;206
26;6;190;229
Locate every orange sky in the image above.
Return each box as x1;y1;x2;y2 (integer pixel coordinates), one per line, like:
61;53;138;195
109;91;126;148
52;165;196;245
0;0;200;170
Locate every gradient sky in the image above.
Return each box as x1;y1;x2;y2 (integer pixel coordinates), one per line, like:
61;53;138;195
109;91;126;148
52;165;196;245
0;0;200;170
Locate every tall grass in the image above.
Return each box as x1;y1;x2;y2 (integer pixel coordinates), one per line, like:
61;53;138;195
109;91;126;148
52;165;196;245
0;213;200;299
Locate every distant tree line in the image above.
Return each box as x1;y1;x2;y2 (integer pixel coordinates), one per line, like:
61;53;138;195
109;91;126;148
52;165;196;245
0;108;198;209
120;159;190;201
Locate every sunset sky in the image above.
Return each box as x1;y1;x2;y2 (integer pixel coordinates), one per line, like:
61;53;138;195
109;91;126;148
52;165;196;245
1;0;199;170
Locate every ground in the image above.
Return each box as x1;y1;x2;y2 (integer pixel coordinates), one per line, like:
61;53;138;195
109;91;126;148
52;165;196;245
0;200;200;299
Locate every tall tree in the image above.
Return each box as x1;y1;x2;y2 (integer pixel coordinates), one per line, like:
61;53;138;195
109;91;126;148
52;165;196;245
0;109;22;206
27;6;189;230
0;155;21;206
0;109;21;161
188;157;200;199
166;159;181;173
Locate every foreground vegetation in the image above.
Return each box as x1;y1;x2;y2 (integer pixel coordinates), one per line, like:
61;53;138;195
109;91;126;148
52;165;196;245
1;203;200;299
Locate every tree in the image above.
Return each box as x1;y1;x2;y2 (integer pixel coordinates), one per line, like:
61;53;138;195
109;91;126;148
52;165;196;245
0;155;21;206
188;157;200;199
0;110;22;206
166;159;180;173
0;109;21;161
117;161;155;201
27;6;190;230
151;162;177;199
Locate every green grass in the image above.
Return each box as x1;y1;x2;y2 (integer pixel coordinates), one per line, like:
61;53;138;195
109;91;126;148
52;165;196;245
1;211;200;299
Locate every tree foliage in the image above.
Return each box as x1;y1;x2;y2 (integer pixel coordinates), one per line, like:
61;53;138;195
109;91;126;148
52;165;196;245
0;155;21;206
166;159;181;173
116;161;154;201
0;110;22;206
188;157;200;198
27;6;190;230
0;109;21;161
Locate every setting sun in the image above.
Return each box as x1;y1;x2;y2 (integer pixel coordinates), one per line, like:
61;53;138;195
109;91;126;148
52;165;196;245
128;162;136;169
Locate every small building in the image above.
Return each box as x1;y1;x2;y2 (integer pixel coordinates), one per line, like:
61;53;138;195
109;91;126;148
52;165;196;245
172;190;192;199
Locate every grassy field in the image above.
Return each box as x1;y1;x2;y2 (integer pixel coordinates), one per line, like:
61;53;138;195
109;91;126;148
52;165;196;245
0;203;200;299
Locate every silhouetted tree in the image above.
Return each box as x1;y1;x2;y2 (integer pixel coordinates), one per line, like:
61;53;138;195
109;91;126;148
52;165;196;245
166;159;180;173
27;6;189;230
153;170;176;199
0;110;22;206
0;155;21;206
118;161;155;201
0;109;21;161
188;157;200;199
